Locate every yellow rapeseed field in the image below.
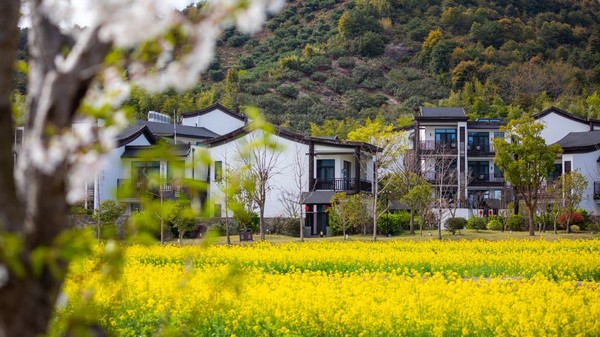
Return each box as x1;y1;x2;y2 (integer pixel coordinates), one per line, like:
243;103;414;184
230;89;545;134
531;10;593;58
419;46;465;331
52;239;600;336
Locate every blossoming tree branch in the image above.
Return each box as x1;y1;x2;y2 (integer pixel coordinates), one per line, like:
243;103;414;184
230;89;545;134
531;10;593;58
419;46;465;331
0;0;282;336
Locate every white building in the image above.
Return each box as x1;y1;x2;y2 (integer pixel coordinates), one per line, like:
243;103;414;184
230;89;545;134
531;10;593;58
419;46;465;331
93;104;377;236
408;106;600;220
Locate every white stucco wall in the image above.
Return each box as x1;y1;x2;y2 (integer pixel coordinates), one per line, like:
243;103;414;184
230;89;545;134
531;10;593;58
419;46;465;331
537;113;590;144
181;108;244;135
207;131;310;218
95;134;152;208
566;151;600;215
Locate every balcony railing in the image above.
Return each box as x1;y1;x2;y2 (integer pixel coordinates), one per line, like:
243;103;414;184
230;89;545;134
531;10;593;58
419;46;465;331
594;182;600;200
418;140;458;153
467;142;495;155
469;174;505;186
313;178;372;193
423;171;458;185
117;179;186;199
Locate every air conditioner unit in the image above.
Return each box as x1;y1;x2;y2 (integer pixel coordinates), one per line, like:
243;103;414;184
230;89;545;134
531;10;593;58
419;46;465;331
478;174;485;180
451;143;457;148
475;145;481;150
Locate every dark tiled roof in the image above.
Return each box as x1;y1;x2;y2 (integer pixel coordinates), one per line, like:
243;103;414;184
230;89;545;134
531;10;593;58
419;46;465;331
203;123;381;152
136;120;219;139
116;125;157;147
121;144;191;158
555;130;600;153
315;136;338;140
181;102;246;121
467;120;505;129
418;107;466;119
301;191;337;204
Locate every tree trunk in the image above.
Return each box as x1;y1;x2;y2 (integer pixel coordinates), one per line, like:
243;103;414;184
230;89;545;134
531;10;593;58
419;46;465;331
372;195;378;241
409;209;415;235
528;207;535;236
225;213;231;245
299;212;304;242
259;205;265;241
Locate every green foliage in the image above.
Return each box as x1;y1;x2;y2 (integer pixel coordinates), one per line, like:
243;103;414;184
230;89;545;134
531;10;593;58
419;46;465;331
276;84;299;99
93;201;124;241
337;56;356;69
166;199;197;242
507;214;525;231
351;32;386;57
493;116;563;234
328;193;372;236
486;219;504;231
338;9;383;39
377;212;410;235
445;217;467;235
466;217;486;230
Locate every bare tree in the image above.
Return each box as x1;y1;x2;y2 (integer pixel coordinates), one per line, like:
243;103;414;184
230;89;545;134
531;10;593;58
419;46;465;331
427;144;460;240
0;1;281;335
236;122;284;241
278;143;308;242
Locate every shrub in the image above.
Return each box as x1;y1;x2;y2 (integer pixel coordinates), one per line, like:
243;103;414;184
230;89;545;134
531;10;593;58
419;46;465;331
239;56;255;70
377;212;410;235
326;45;350;59
445;217;466;235
310;72;328;82
325;76;355;94
276;84;299;99
487;219;504;231
466;216;486;230
337;56;356;69
228;33;249;47
208;69;224;81
351;32;386;57
558;212;585;226
308;55;332;71
507;214;525;231
570;225;580;232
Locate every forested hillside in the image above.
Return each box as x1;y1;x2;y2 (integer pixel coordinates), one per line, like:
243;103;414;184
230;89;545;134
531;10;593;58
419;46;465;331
14;0;600;135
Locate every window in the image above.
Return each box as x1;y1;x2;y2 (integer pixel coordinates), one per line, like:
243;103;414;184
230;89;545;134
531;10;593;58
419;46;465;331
564;161;572;173
493;164;503;179
468;161;489;181
493;132;505;138
435;129;457;145
316;159;335;180
132;161;160;181
468;132;489;151
215;161;223;182
214;204;222;217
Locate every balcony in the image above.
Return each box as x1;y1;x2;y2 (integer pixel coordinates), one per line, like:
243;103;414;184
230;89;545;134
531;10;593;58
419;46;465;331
117;179;187;199
469;174;505;186
423;171;458;185
467;142;495;156
594;182;600;200
418;140;458;153
312;178;372;193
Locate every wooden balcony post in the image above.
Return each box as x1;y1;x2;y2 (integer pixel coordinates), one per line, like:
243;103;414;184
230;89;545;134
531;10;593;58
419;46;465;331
309;141;315;191
354;146;361;194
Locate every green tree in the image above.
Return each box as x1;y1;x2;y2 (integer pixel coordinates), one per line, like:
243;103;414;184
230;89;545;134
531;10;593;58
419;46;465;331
399;175;433;236
348;118;406;240
493;116;563;236
167;199;197;244
552;171;588;233
328;192;371;237
92;200;124;243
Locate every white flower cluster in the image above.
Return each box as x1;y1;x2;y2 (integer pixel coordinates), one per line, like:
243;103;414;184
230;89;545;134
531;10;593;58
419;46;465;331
21;0;283;204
